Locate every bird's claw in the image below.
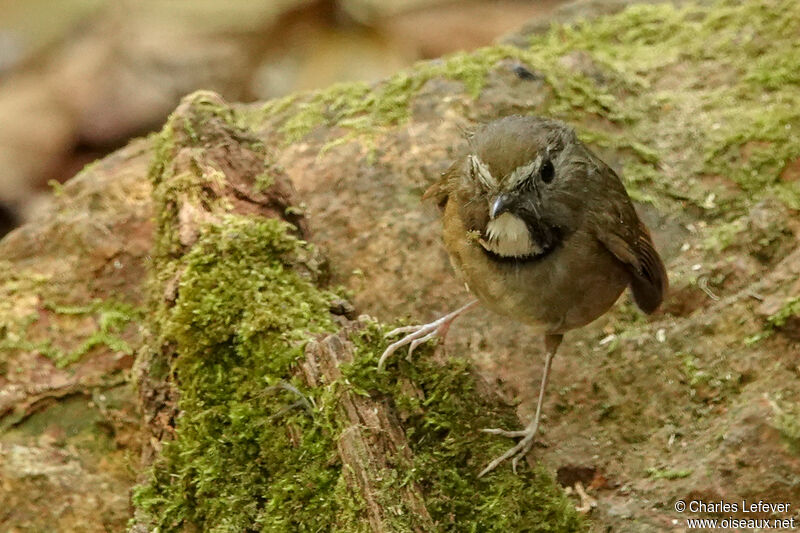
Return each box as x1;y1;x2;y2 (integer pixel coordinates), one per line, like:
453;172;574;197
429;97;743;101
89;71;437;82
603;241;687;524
377;300;478;370
478;426;539;478
383;324;425;336
378;321;445;370
480;427;530;438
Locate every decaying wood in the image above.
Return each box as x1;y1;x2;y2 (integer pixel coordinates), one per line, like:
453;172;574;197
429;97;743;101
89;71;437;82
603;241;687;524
133;93;439;531
135;92;313;463
301;324;435;532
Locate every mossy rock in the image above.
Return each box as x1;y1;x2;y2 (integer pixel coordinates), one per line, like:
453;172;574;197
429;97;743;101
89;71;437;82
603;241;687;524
3;1;799;531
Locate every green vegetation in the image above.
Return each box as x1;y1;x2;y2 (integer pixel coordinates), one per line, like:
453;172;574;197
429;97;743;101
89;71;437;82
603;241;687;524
343;325;584;532
766;296;800;330
133;230;584;530
256;44;634;149
0;288;141;369
49;300;140;367
646;467;692;480
133;215;344;531
703;218;747;253
745;296;800;345
770;400;800;455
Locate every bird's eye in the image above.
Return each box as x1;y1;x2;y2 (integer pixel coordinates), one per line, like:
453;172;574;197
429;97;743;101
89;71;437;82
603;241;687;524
540;159;555;184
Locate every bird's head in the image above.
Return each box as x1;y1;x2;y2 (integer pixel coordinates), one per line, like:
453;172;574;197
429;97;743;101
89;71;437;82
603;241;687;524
454;115;589;261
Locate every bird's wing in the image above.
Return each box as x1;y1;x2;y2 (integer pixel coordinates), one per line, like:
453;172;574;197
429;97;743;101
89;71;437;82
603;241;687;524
597;216;668;314
588;157;668;314
422;160;459;210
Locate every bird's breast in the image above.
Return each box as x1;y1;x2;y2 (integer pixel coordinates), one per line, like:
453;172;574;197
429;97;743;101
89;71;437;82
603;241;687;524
443;200;629;334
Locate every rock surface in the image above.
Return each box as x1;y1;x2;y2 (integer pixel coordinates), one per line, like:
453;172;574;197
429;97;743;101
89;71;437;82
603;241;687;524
2;0;799;530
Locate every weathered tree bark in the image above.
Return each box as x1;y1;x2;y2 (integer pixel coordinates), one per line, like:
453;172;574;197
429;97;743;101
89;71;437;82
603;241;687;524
301;327;435;532
134;92;313;465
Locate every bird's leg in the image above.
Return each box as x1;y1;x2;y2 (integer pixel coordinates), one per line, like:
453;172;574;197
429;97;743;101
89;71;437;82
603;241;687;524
378;300;478;370
478;333;563;477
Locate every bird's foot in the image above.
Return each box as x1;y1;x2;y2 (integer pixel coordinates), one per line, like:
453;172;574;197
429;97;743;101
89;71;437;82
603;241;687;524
478;337;559;477
377;300;477;370
478;421;541;477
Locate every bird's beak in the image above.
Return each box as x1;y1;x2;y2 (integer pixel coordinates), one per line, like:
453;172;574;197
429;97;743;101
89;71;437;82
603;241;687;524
490;194;511;220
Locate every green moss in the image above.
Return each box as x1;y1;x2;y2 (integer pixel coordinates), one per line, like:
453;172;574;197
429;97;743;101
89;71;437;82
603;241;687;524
2;389;131;455
681;353;704;387
646;467;692;480
134;215;343;531
703;218;747;252
135;273;583;531
0;263;46;358
0;294;141;369
745;296;800;345
770;401;800;455
47;179;65;196
133;211;582;530
253;169;275;193
766;296;800;329
343;324;584;532
138;107;367;528
546;0;800;213
250;44;633;148
47;300;141;367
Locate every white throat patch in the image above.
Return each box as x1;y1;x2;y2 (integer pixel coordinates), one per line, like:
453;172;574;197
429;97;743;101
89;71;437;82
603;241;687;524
479;213;542;257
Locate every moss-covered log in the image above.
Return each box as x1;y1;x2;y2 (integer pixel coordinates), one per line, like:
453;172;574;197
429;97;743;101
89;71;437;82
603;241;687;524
300;328;435;532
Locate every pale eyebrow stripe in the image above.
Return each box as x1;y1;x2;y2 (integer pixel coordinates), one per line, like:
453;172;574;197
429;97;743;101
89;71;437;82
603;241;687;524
507;155;541;189
469;154;497;188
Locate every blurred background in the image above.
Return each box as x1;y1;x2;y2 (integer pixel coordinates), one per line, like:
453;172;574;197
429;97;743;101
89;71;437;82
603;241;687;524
0;0;571;238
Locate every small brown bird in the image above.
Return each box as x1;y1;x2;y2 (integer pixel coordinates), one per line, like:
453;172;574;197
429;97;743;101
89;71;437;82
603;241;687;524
379;115;667;477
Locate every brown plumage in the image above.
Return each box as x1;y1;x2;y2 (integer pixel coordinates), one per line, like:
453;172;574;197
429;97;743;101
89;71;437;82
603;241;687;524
381;115;668;476
426;115;667;324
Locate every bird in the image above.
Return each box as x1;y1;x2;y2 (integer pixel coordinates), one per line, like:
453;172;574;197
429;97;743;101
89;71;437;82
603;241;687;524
378;115;668;477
